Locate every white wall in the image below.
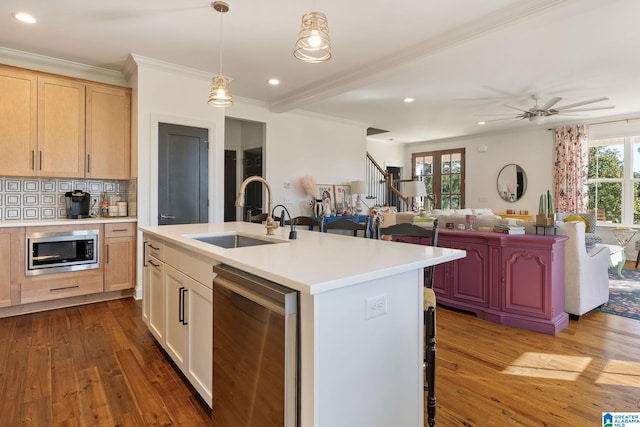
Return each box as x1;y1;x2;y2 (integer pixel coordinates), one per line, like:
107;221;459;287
227;103;368;217
131;57;368;225
367;139;405;170
402;127;555;214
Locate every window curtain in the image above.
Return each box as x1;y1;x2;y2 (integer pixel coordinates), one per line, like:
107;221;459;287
553;125;589;212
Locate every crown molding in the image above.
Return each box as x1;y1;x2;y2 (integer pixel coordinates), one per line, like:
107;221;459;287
269;0;568;114
127;54;212;82
0;46;129;86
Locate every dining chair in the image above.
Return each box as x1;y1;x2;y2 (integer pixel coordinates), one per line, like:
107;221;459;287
285;216;323;231
323;216;370;237
376;217;439;426
376;219;439;288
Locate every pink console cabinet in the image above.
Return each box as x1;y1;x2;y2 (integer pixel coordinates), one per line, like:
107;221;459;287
430;229;569;335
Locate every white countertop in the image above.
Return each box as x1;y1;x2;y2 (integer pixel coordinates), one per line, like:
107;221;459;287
0;216;137;228
139;222;466;295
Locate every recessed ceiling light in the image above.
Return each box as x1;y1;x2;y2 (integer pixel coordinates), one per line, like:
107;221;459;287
403;98;415;103
12;12;37;24
477;121;486;125
268;79;280;86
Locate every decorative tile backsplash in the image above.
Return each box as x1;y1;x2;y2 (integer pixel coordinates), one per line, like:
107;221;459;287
0;177;137;221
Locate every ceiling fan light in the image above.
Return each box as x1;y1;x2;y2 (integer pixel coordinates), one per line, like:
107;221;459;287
208;75;233;107
529;114;545;124
294;12;332;63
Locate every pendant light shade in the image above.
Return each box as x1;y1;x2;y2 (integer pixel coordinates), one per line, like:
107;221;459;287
294;12;332;63
209;1;233;107
208;75;233;107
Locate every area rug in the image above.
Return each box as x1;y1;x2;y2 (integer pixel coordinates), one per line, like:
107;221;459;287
595;268;640;321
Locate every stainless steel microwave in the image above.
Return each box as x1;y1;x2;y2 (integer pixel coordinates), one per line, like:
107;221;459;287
26;229;100;276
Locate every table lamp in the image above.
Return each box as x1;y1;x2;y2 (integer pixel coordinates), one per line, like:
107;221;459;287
350;180;367;215
404;180;427;213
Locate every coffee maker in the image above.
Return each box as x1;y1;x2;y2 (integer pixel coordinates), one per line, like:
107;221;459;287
65;191;91;218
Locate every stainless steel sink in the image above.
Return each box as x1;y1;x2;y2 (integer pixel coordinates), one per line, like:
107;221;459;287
191;233;279;249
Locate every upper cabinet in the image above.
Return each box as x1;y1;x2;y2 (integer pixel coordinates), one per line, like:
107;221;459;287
86;85;131;180
38;76;86;178
0;68;37;177
0;65;131;180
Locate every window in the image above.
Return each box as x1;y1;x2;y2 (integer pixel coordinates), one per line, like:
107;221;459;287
587;136;640;224
412;148;465;209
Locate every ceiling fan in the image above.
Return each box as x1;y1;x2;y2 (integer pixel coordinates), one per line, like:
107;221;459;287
479;94;615;124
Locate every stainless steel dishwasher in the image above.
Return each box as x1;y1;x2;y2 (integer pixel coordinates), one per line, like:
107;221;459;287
212;264;299;427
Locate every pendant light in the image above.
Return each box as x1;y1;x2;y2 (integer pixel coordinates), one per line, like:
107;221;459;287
208;1;233;107
294;11;332;63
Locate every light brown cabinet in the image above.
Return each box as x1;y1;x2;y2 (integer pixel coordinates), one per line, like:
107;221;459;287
0;227;24;308
21;270;104;304
86;85;131;180
37;76;86;177
0;67;37;177
0;65;131;180
104;222;136;291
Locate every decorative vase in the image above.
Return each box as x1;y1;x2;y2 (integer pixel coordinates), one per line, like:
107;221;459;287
314;199;323;217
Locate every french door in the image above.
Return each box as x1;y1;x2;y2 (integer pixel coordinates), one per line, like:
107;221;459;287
411;148;465;210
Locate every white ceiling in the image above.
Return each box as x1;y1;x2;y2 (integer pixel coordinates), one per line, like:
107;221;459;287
1;0;639;143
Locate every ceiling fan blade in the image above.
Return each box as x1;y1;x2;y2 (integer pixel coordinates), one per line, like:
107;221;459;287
540;97;562;110
482;116;524;123
503;104;530;113
557;105;616;113
555;97;609;111
473;113;523;116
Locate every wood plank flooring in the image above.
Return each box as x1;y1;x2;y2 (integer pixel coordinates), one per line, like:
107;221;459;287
435;305;640;426
0;298;211;426
1;294;639;426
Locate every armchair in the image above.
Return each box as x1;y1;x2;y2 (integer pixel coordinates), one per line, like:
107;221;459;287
556;212;603;247
557;221;610;316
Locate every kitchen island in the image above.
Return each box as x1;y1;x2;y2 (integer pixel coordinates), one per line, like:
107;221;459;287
139;221;465;427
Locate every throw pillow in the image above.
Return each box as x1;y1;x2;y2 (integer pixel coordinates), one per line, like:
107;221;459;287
564;215;590;232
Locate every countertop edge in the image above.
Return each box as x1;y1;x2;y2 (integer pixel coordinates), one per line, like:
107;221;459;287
0;217;137;228
140;223;466;295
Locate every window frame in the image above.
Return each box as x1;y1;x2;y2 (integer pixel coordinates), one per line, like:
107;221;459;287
411;148;465;210
587;136;640;225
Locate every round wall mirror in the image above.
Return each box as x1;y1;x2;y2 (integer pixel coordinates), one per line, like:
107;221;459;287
497;164;527;202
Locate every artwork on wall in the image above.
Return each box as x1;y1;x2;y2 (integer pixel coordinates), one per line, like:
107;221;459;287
317;184;334;216
334;185;351;213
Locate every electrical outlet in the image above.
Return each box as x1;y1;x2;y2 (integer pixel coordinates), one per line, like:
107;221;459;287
92;197;99;206
366;294;387;320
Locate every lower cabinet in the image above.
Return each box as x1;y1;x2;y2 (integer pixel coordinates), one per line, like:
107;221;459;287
142;233;212;406
104;223;136;291
164;265;213;404
0;227;24;308
146;254;165;344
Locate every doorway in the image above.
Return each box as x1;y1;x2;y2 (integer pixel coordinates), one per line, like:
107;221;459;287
224;150;237;222
387;166;401;211
224;118;266;221
242;147;263;220
158;123;208;225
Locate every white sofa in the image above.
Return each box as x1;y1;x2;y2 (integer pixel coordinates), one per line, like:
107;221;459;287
556;221;610;316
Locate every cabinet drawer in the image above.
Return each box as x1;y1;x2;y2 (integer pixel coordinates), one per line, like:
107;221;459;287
21;270;104;304
105;222;135;238
145;236;164;262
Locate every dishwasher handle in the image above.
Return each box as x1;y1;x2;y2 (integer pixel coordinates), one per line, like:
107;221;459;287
214;274;286;315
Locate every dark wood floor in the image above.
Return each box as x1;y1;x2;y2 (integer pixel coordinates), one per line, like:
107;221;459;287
1;294;639;426
0;298;211;426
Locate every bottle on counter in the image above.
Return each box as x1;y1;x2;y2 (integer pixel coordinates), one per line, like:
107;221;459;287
100;192;110;217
